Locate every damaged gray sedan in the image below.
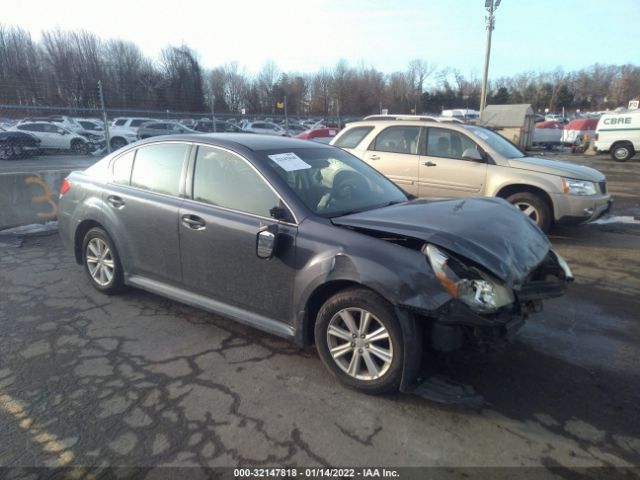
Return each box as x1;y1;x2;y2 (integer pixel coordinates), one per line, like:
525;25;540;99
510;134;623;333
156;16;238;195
58;134;573;394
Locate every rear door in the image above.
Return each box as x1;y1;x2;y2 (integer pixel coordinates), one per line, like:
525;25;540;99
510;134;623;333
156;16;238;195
179;144;297;323
360;125;422;196
102;142;189;284
418;127;488;198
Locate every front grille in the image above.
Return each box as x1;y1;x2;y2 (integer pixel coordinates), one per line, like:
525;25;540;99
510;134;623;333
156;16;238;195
599;181;607;194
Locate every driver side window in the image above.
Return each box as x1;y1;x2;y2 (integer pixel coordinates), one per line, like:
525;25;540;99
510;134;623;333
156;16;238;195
193;146;281;218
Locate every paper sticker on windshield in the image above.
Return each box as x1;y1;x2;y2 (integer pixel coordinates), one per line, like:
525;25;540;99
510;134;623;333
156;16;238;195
268;152;311;171
471;129;489;140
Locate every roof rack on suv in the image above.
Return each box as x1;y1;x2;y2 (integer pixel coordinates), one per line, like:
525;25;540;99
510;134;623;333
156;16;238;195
363;114;442;122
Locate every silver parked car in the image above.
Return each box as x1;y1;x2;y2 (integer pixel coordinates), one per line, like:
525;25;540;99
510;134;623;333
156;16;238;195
332;120;612;232
58;134;572;394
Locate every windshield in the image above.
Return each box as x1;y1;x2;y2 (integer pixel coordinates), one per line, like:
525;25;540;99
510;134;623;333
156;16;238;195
261;147;408;218
463;125;525;159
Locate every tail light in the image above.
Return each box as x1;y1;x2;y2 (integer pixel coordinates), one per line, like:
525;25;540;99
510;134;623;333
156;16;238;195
594;133;599;141
59;178;71;198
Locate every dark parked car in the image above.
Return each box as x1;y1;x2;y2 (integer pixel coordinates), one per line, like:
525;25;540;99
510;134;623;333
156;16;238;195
58;134;573;394
0;126;41;160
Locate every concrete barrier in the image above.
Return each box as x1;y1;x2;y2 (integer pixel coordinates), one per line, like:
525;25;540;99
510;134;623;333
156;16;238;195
0;170;72;230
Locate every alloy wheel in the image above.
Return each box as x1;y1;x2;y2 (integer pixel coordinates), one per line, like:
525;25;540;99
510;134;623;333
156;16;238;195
86;238;115;286
326;308;393;381
515;202;540;224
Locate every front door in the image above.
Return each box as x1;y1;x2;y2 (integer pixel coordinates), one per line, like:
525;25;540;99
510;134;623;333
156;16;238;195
179;145;296;324
361;125;422;196
418;127;488;198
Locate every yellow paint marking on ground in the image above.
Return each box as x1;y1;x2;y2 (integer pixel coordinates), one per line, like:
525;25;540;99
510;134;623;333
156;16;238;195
0;390;96;478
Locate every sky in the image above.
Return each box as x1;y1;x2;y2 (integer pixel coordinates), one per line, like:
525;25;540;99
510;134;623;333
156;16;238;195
3;0;639;80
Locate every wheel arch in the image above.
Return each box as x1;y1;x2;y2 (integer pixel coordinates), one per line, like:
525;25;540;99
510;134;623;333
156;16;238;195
73;219;107;265
298;280;392;348
495;183;555;220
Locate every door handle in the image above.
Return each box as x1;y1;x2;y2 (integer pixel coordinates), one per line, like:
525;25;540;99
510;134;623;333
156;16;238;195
182;215;206;230
107;195;125;208
422;161;437;167
368;154;380;161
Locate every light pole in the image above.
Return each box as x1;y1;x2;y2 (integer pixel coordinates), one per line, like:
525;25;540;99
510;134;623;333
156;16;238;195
480;0;501;114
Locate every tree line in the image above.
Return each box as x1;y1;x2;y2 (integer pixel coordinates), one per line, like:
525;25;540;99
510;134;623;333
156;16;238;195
1;24;638;117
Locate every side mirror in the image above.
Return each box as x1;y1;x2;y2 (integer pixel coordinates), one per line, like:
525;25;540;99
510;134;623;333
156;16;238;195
461;148;484;162
256;224;278;259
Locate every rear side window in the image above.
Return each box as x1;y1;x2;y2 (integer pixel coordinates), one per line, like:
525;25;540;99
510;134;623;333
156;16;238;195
130;143;188;196
114;119;126;126
112;150;135;185
333;126;373;149
372;126;421;154
193;146;280;218
427;128;478;160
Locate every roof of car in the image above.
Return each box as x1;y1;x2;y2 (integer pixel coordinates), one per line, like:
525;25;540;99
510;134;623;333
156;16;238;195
137;133;333;152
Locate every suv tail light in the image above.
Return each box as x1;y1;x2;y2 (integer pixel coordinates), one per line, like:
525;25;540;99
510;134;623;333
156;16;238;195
594;133;599;141
59;178;71;198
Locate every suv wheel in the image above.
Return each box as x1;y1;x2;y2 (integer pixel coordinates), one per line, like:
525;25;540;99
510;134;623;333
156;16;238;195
315;287;403;394
82;227;125;294
110;137;127;150
71;139;90;155
611;142;634;162
506;192;552;233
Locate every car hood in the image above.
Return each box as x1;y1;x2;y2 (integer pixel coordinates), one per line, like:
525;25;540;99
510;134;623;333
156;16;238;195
331;197;550;289
507;156;605;181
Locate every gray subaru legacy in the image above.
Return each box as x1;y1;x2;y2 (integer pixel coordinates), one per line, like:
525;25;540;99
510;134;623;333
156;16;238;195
58;134;573;394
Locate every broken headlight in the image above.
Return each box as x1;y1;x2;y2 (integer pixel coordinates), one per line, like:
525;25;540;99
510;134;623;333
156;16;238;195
424;244;514;313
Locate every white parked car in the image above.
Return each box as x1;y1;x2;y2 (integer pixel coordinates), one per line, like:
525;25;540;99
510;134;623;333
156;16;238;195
107;127;140;151
242;121;288;136
111;117;153;133
12;122;102;154
18;115;85;133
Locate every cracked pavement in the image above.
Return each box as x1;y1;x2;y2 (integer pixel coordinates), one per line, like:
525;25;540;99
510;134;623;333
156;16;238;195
0;228;638;471
0;153;639;471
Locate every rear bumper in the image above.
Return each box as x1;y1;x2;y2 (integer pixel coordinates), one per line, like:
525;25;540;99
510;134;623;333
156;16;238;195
552;192;612;224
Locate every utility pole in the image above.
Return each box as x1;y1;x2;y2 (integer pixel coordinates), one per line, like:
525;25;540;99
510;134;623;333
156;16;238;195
480;0;501;114
336;98;341;129
284;95;289;136
211;92;216;133
98;80;111;154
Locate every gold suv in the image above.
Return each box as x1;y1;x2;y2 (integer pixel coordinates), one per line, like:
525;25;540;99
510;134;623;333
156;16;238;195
331;119;611;232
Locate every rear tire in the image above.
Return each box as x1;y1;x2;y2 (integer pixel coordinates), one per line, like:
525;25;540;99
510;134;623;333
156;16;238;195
82;227;125;295
0;145;16;161
315;287;404;394
506;191;552;233
611;142;634;162
110;137;127;151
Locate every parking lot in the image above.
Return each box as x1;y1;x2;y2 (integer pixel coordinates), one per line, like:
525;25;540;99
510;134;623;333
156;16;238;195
0;152;639;473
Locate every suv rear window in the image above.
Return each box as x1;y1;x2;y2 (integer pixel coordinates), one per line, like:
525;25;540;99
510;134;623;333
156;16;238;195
333;126;373;149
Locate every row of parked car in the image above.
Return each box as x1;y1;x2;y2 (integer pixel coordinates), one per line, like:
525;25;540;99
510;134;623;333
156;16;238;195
0;115;346;160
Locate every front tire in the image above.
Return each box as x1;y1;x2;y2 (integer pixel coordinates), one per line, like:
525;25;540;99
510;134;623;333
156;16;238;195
611;142;634;162
506;191;552;233
315;288;404;394
71;140;90;155
82;227;125;295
